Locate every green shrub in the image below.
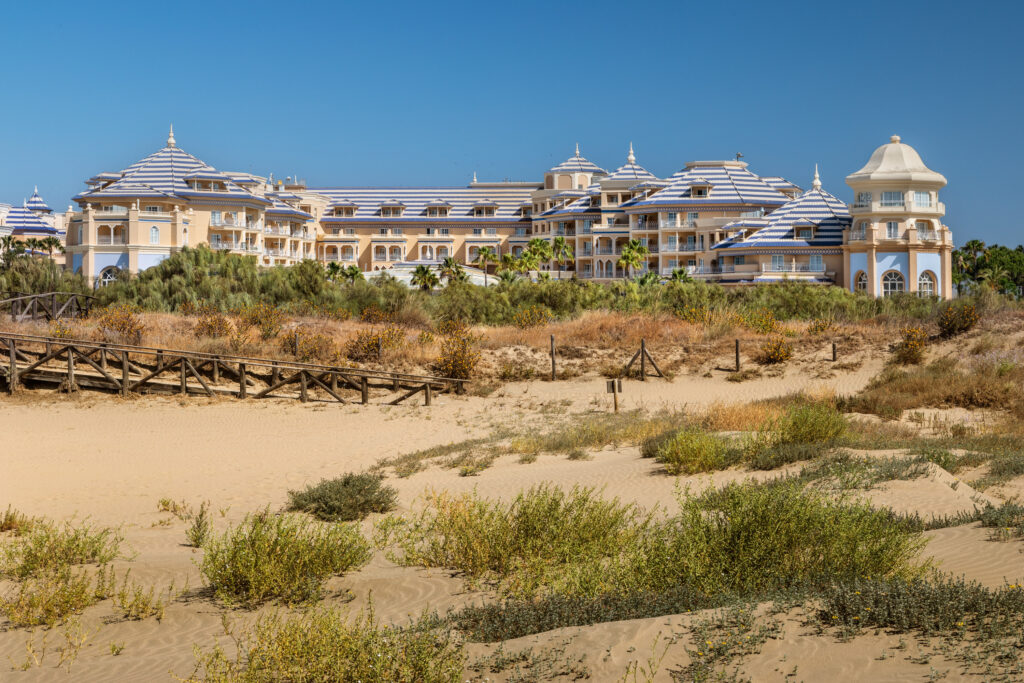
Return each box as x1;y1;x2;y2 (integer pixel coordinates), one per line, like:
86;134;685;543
183;607;464;683
199;510;371;606
375;485;651;598
645;427;732;475
937;302;979;337
755;337;792;364
287;473;398;522
894;326;927;364
432;325;481;380
773;402;847;446
0;565;115;628
628;480;928;597
1;518;124;579
185;501;212;548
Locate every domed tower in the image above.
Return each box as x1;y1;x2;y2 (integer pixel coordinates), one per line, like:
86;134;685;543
844;135;952;299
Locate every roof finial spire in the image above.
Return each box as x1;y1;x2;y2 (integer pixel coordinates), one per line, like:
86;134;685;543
472;171;477;184
627;142;635;164
812;164;822;191
167;124;176;148
575;142;580;157
33;185;38;194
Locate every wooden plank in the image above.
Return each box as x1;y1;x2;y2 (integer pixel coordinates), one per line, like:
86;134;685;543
623;348;641;373
387;384;424;405
184;359;214;397
307;372;348;404
253;370;302;399
72;347;124;391
128;356;181;392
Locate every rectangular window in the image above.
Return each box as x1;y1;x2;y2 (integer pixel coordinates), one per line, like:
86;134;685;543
210;210;222;225
687;212;699;224
378;228;388;235
393;228;402;235
734;255;745;265
881;191;904;207
606;194;618;204
344;228;355;235
797;229;813;239
692;188;707;198
515;227;527;236
856;192;872;206
77;226;83;243
886;221;899;239
440;228;450;236
473;228;483;235
486;228;496;235
810;254;823;271
771;254;785;270
914;191;931;207
144;206;159;213
582;220;592;232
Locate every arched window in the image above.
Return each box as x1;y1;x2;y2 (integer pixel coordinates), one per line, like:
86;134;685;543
150;226;160;244
918;271;936;297
99;267;120;287
854;271;867;292
882;270;904;297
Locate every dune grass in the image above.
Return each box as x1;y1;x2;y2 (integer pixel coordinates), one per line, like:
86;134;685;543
182;607;464;683
0;516;124;579
199;510;371;607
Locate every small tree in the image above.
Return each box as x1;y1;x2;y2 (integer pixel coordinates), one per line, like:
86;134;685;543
410;264;439;292
473;246;497;286
551;236;574;280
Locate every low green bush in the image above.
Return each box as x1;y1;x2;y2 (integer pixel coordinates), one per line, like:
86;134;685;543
287;473;398;522
644;427;733;475
199;510;371;606
183;607;464;682
1;518;124;579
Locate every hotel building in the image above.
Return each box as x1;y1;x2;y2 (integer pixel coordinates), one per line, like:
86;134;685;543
64;129;953;298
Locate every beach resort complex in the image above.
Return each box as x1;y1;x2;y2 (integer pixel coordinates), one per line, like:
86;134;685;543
46;130;954;298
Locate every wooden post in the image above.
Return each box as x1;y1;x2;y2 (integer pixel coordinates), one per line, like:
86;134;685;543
832;341;837;362
156;350;163;372
66;346;76;392
121;349;130;396
424;382;433;406
51;293;57;320
377;337;383;362
212;357;220;383
299;371;308;403
99;345;108;371
640;339;647;381
612;381;619;413
239;363;247;399
735;339;740;372
360;376;369;405
330;372;338;394
272;363;280;386
8;339;17;392
180;359;187;395
550;334;556;381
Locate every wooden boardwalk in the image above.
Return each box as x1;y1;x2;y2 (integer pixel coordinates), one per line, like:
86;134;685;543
0;292;96;322
0;332;465;406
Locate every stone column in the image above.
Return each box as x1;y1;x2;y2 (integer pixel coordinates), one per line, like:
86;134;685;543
866;245;878;297
908;249;918;294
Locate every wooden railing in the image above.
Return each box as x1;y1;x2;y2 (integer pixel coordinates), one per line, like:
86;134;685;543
0;292;97;322
0;332;466;405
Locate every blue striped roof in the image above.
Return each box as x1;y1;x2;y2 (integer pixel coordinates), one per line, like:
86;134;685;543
25;188;52;213
541;195;598;218
603;148;657;182
631;162;791;208
75;142;270;205
4;206;60;236
266;196;312;220
713;185;851;250
548;146;607;175
761;176;802;194
317;186;533;222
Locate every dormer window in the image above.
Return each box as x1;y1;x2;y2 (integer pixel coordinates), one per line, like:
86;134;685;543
427;207;449;218
692;187;708;198
340;208;354;217
797;228;813;240
381;206;404;217
606;194;619;205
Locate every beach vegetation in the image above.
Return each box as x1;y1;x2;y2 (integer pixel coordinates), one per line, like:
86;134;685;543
286;473;398;522
198;510;371;607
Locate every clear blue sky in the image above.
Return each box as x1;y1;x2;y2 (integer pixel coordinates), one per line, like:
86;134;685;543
2;0;1021;246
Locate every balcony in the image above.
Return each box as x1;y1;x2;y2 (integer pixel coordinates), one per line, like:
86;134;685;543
917;230;939;242
762;263;826;273
596;247;621;255
96;235;126;245
662;243;702;253
849;230;867;241
210;240;260;253
659;219;696;229
211;217;263;230
95;208;129;218
554;229;576;237
849;200;945;215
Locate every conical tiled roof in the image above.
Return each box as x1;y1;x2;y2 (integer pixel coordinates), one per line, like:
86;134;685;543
602;144;657;182
847;135;946;186
75;130;269;205
548;145;607;175
4;206;60;236
632;161;790;207
714;173;851;249
25;188;52;213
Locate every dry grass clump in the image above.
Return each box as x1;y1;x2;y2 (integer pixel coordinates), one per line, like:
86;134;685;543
0;566;116;628
359;304;392;324
432;321;480;380
641;427;731;475
345;325;405;362
286;473;398;522
237;302;285;340
1;506;38;535
511;305;552;329
199;510;371;607
93;303;144;345
194;310;233;338
48;319;74;339
182;607;465;683
845;356;1024;419
279;327;341;364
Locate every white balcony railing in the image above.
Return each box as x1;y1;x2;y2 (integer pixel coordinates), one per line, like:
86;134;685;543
917;231;939;241
761;263;826;273
849;231;867;241
211;217;263;230
96;236;126;245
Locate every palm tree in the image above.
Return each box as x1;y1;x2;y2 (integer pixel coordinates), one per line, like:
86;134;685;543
617;239;649;279
41;236;64;259
526;238;553;275
497;269;518;285
636;271;660;287
979;264;1009;291
668;267;692;283
498;252;517;274
325;261;342;282
438;257;464;285
516;251;539;276
341;265;364;284
23;238;41;256
473;246;497;286
551;236;574;280
410;264;439;292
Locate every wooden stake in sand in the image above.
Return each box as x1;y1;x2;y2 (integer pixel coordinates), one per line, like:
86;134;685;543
735;339;741;372
832;341;838;362
550;334;556;381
